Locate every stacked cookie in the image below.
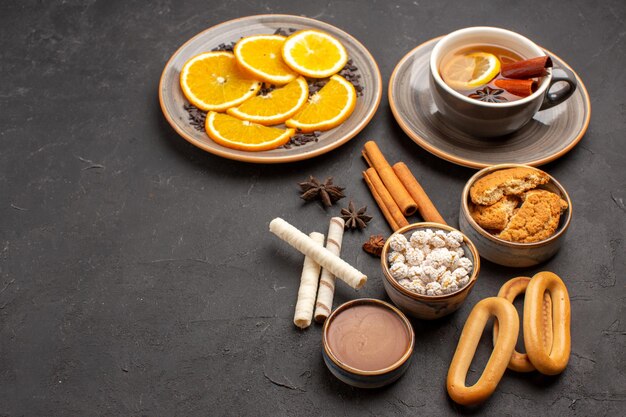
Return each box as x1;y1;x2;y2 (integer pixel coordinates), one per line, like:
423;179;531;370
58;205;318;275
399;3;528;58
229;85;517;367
469;167;568;243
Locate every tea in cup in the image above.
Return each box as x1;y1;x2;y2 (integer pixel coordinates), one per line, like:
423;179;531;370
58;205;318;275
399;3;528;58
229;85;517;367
429;27;577;137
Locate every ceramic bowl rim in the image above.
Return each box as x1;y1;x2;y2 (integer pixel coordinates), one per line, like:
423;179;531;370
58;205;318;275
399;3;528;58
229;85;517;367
322;298;415;376
461;163;573;247
380;222;481;300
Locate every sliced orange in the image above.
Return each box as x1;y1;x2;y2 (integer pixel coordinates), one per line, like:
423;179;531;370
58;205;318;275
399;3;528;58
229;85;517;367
441;52;501;90
180;52;261;112
285;75;356;132
205;112;294;151
282;30;348;78
226;77;309;125
234;35;298;84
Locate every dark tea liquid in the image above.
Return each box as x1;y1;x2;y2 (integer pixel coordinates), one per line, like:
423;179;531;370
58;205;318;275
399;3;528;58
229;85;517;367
440;44;537;103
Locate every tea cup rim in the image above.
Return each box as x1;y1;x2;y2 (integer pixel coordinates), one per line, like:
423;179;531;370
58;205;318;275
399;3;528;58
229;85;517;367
430;26;551;108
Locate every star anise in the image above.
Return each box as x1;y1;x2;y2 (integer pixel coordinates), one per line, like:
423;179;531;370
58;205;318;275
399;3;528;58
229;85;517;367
341;200;372;230
363;235;386;257
298;176;345;208
469;86;508;103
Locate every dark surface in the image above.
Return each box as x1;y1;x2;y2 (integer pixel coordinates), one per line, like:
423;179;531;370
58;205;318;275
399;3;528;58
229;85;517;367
1;1;624;416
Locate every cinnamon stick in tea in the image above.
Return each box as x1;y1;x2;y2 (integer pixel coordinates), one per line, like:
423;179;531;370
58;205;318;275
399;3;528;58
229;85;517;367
501;56;552;79
495;79;537;97
392;162;447;225
362;141;417;216
363;168;408;231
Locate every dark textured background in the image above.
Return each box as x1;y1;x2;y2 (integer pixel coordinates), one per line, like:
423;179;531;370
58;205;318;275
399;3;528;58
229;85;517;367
1;1;624;416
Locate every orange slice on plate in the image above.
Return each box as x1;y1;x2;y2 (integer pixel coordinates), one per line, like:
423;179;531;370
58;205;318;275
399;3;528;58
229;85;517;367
205;112;295;151
285;74;356;133
234;35;298;84
282;30;348;78
227;77;309;125
441;52;501;90
180;52;261;111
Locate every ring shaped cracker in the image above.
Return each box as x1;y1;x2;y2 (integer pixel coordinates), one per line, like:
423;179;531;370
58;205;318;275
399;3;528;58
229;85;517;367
524;271;571;375
494;277;553;372
447;297;519;406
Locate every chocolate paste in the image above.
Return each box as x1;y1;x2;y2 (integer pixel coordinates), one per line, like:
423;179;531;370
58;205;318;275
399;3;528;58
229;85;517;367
327;304;410;372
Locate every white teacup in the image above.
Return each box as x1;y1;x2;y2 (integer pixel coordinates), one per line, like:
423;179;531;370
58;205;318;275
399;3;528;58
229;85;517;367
429;27;577;137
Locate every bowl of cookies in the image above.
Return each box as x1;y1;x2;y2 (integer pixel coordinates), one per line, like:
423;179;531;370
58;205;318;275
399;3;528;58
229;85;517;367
381;223;480;320
459;164;572;267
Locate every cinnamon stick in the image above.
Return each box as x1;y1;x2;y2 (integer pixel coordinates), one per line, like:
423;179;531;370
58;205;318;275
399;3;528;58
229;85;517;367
392;162;446;225
501;56;552;79
362;141;417;216
495;79;537;97
363;168;408;231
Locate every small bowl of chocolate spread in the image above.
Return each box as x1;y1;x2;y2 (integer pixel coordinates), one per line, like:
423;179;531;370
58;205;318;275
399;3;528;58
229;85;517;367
322;298;415;388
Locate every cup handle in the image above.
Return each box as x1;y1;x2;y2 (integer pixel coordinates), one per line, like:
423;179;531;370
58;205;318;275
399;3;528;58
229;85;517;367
539;67;577;111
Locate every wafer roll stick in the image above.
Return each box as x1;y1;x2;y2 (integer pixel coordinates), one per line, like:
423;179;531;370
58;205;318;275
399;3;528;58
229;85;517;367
392;162;447;225
363;168;408;231
362;141;417;216
314;218;345;323
293;232;324;329
269;218;367;289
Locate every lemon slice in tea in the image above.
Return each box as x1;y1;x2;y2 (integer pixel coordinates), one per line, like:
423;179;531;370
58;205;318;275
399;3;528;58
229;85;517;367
441;52;501;90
